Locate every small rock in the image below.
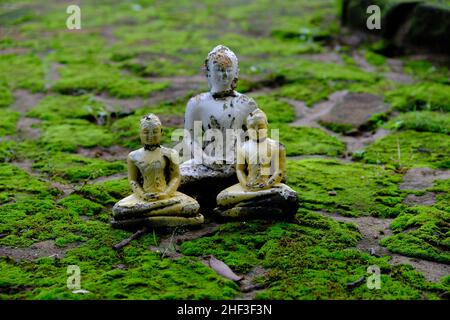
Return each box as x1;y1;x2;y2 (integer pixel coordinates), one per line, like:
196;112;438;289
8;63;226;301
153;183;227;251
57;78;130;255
328;191;337;196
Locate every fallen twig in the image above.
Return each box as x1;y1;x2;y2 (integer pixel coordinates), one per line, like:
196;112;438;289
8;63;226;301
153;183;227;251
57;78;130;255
347;275;366;289
113;227;148;251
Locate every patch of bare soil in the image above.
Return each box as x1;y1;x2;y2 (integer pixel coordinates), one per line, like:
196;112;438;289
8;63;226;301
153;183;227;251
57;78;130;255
320;211;393;256
44;62;62;89
390;255;450;283
399;168;450;190
11;160;75;196
94;75;206;115
16;117;41;140
320;211;450;283
318;92;389;132
11;159;33;172
403;192;436;206
11;89;44;114
301;52;344;64
0;240;79;262
77;145;131;161
287;90;348;128
284;91;391;157
341;128;390;156
87;172;127;184
236;266;270;300
0;47;29;55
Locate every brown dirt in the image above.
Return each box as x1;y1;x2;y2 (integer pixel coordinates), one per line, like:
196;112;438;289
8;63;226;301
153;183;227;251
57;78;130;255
77;145;131;161
16;117;41;140
318;92;389;131
287;90;348;128
341;128;390;156
320;211;393;256
0;240;79;262
320;211;450;283
236;266;269;300
403;192;436;206
94;75;206;114
399;168;450;190
11;89;44;114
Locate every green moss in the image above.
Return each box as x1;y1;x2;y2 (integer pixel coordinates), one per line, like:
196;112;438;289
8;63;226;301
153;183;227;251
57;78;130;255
381;206;450;263
364;50;386;67
253;95;296;124
272;58;379;83
39;120;114;152
79;178;130;206
0;83;14;107
386;83;450;112
386;111;450;134
0;54;44;92
58;194;104;217
318;121;355;134
27;95;108;122
276;80;334;107
181;212;447;299
53;63;169;98
277;125;345;156
403;59;450;84
360;130;450;169
0;140;18;162
32;152;126;183
287;159;406;217
0;109;20;137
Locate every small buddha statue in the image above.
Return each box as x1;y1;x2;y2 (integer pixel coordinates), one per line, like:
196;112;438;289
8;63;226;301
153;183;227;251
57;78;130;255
214;109;299;219
180;45;258;208
111;114;204;229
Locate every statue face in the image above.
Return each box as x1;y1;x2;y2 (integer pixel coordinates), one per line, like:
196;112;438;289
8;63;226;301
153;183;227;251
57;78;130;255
248;118;268;141
207;56;238;93
140;124;162;146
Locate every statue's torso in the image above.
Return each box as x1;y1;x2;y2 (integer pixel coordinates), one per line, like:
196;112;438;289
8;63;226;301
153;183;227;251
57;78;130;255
130;148;168;193
193;92;257;160
242;139;279;185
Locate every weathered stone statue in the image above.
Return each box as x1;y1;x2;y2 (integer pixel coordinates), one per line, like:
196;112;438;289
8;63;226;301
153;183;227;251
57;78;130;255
214;109;299;218
112;114;204;229
180;45;258;208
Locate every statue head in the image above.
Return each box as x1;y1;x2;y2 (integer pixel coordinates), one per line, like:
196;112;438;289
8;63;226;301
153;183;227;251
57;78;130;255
205;45;239;95
246;108;268;141
140;114;162;146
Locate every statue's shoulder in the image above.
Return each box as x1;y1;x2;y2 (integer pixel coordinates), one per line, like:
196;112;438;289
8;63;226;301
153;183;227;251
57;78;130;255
268;139;285;152
233;93;258;110
187;92;211;108
128;148;144;161
160;146;180;163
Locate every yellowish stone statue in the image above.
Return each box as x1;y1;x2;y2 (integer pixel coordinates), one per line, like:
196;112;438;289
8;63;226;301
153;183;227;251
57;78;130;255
214;109;299;218
112;114;204;229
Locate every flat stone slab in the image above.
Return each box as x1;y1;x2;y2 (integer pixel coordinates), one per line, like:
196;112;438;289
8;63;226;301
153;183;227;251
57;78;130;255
318;92;389;133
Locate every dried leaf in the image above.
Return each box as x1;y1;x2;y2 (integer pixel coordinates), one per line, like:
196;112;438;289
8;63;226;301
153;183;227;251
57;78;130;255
207;255;243;282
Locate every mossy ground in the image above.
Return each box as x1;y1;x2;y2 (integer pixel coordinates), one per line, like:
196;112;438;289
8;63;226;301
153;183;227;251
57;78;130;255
1;0;449;300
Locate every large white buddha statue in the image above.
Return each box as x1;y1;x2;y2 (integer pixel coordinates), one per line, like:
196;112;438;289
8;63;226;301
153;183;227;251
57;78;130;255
179;45;258;208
